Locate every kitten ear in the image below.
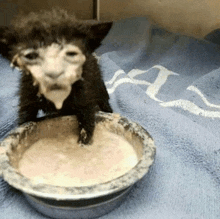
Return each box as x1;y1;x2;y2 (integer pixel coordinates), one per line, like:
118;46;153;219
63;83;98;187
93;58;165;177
86;21;113;52
0;26;13;58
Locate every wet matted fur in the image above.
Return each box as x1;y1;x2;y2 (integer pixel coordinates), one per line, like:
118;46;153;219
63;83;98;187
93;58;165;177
0;9;113;144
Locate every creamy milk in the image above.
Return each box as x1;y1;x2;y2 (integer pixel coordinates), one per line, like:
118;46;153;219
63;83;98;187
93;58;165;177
19;126;138;187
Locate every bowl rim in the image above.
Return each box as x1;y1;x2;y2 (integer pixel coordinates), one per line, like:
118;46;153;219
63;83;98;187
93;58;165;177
24;186;132;210
0;112;156;200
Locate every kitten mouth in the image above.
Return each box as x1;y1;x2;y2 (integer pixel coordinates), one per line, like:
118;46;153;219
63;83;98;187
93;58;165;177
42;84;71;110
47;84;65;91
48;84;64;91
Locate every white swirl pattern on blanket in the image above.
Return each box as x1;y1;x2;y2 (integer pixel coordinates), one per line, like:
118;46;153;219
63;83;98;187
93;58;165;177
105;65;220;119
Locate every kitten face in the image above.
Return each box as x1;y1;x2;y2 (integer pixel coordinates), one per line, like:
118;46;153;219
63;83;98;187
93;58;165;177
13;42;86;109
0;9;112;110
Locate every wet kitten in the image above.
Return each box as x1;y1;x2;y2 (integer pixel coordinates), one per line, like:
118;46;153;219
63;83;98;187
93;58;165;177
0;9;113;144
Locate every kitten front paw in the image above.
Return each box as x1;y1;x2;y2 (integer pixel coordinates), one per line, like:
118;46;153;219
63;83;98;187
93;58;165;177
78;128;93;146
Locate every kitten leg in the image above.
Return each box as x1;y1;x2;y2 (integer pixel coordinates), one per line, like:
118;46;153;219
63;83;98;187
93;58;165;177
97;80;113;113
76;107;96;145
18;102;39;125
98;99;113;113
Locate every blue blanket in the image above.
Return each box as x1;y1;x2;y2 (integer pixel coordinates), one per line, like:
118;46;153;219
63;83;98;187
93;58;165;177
1;17;220;219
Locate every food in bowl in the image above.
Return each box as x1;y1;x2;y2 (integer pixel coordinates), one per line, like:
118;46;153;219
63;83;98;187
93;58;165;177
19;122;139;187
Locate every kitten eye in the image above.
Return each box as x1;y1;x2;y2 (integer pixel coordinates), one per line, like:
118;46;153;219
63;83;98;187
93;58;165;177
66;51;77;57
24;52;39;60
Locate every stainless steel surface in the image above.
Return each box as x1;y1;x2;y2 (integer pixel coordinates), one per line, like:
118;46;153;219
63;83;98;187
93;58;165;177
24;187;131;219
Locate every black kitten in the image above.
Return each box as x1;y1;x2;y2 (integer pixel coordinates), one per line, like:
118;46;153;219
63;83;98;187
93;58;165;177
0;9;113;144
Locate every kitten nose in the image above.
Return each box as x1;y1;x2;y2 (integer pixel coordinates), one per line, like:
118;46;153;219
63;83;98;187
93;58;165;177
45;71;64;79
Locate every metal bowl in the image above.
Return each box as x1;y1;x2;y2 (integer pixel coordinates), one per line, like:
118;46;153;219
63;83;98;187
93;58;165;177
0;112;156;219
